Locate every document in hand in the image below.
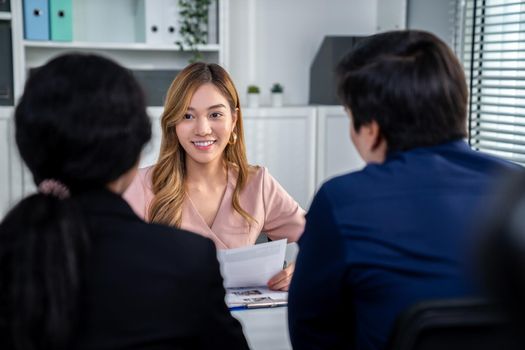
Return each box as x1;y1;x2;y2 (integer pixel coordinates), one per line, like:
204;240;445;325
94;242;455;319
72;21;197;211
217;239;287;288
217;239;289;309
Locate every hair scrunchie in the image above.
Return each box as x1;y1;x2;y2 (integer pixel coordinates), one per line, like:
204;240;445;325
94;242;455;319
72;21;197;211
38;179;70;200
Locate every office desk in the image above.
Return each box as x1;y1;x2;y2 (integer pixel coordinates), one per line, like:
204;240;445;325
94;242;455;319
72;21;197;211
232;307;292;350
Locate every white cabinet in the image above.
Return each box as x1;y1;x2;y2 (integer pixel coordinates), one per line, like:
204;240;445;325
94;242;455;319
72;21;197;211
242;106;364;208
0;108;27;217
0;111;11;216
316;106;364;188
243;107;317;209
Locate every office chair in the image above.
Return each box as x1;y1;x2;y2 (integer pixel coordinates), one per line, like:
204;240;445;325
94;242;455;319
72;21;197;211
387;298;522;350
478;171;525;330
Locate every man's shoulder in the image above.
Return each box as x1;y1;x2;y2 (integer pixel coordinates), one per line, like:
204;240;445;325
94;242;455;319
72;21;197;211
321;165;384;196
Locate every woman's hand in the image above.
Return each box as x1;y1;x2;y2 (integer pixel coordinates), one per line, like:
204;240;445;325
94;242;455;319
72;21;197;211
267;262;295;291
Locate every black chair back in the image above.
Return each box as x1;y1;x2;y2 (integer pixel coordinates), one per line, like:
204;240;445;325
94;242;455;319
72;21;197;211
387;298;522;350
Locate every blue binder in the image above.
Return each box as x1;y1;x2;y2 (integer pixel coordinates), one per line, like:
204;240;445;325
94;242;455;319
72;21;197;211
23;0;49;40
49;0;72;41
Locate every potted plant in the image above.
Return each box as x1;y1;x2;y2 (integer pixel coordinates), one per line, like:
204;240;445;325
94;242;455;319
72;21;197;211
176;0;212;63
270;83;284;107
247;85;260;108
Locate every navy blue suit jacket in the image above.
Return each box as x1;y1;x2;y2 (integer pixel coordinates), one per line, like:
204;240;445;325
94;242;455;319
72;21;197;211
288;140;518;350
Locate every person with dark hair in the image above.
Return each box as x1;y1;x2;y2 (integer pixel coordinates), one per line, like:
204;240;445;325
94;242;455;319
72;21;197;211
288;30;520;350
0;53;248;350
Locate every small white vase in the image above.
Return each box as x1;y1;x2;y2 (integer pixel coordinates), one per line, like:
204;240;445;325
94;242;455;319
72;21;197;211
247;93;259;108
271;93;283;107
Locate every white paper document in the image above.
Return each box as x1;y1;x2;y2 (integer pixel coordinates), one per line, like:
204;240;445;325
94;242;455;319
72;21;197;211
217;239;287;289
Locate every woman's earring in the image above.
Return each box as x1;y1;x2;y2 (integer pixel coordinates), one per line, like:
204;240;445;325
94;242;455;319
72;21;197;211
229;131;238;145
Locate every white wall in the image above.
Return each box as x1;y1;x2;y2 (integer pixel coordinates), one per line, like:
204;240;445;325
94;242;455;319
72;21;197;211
407;0;453;48
228;0;379;107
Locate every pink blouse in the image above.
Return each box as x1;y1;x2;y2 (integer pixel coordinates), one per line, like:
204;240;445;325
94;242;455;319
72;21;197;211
123;165;306;249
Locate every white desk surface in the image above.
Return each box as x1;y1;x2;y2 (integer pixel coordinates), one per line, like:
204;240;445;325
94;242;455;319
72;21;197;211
232;306;292;350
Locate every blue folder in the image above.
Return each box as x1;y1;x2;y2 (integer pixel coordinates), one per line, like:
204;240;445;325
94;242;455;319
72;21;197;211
49;0;72;41
23;0;49;40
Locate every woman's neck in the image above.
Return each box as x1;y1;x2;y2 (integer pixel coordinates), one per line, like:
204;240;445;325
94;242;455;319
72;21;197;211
185;158;228;190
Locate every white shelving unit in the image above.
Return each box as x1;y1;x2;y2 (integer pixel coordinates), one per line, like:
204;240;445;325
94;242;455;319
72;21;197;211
0;0;230;216
11;0;229;98
1;0;25;217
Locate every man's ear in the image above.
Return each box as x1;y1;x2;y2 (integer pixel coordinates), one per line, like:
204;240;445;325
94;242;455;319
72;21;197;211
358;120;382;149
368;120;384;151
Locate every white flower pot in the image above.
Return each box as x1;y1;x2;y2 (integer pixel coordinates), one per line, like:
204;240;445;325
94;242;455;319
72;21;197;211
248;93;259;108
271;93;283;107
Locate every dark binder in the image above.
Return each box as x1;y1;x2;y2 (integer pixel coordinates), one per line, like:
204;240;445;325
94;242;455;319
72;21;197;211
0;20;13;106
0;0;10;12
131;70;180;107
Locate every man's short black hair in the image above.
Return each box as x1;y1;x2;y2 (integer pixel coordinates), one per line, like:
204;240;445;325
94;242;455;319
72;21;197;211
336;30;468;153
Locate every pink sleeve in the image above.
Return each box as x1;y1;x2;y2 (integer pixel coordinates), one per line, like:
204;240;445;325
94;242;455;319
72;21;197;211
261;167;306;242
123;167;154;221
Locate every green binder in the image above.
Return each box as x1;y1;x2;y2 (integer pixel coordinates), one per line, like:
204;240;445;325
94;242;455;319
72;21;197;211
49;0;72;41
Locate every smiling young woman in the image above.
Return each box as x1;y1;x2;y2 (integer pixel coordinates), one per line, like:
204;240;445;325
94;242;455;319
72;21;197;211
124;62;305;291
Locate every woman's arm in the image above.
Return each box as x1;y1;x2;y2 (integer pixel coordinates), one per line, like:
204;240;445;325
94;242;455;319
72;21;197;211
261;167;306;242
259;167;306;290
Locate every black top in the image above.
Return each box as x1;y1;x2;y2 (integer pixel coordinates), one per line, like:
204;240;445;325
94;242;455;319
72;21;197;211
74;189;248;349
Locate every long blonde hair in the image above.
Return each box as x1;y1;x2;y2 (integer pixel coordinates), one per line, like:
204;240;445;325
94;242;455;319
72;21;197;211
149;62;254;227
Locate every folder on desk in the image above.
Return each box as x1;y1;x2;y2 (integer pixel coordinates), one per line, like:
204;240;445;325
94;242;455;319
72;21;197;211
226;287;288;310
23;0;49;40
49;0;72;41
